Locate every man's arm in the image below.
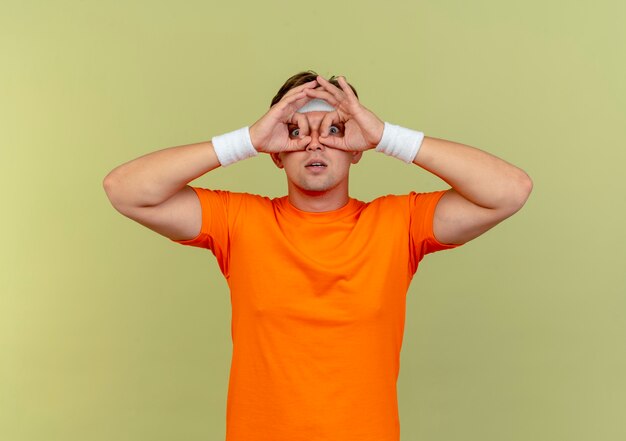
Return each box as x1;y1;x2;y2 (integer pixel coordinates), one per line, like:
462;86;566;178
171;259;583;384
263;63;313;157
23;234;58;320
300;75;532;245
414;136;533;245
103;80;320;241
102;141;221;241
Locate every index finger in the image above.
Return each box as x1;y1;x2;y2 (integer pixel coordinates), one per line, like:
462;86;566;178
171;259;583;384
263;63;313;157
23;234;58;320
269;90;314;124
290;112;310;138
304;87;339;106
281;80;319;101
336;76;357;99
319;111;340;137
315;76;346;102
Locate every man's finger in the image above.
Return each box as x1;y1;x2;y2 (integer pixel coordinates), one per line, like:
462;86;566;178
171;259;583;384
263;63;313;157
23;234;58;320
285;136;311;151
280;89;306;105
291;112;310;137
320;111;339;137
337;76;357;99
316;76;345;102
319;134;342;149
282;80;318;101
277;90;312;116
304;88;339;106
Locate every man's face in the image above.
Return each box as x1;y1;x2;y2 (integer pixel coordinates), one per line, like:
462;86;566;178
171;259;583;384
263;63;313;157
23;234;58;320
271;111;362;194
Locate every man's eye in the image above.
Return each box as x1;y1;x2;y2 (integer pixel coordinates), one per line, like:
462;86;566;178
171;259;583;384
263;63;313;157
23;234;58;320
329;125;340;135
290;128;300;137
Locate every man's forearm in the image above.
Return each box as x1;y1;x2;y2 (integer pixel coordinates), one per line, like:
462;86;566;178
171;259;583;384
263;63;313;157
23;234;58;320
103;141;221;209
413;136;532;212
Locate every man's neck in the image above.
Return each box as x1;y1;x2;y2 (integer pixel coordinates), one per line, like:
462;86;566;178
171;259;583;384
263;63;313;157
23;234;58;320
286;183;350;213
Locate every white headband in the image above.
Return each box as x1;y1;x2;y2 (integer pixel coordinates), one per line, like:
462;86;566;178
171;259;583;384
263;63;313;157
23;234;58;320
296;98;336;113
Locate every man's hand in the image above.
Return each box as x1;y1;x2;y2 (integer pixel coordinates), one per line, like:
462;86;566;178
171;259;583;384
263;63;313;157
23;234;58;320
303;75;385;152
249;80;318;153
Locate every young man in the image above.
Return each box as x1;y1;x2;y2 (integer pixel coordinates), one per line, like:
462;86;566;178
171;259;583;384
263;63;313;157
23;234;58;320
103;71;532;441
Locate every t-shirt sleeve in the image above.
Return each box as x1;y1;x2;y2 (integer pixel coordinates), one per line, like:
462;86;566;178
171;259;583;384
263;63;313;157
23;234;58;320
170;187;237;277
408;190;463;272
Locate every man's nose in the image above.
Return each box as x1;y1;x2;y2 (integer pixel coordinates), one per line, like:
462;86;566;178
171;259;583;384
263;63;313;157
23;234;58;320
306;130;325;151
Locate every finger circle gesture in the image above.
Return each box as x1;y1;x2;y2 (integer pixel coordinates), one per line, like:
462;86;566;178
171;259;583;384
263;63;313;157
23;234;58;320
303;75;384;152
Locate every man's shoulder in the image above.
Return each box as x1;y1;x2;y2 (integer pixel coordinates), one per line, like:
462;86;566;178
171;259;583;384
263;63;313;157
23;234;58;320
362;193;411;207
192;187;276;203
360;191;449;218
365;190;447;206
355;194;412;220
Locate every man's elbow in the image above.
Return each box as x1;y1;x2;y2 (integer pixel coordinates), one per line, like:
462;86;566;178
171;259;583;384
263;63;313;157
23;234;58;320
103;168;118;192
102;171;128;212
506;170;533;214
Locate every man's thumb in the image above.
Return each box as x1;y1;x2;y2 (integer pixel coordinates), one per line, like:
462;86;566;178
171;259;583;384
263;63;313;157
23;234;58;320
319;135;341;149
291;136;311;150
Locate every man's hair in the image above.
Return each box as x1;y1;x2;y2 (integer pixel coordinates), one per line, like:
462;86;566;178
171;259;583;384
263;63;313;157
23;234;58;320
270;70;358;108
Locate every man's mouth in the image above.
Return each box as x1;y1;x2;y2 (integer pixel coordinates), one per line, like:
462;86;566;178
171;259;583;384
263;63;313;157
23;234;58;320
305;160;327;168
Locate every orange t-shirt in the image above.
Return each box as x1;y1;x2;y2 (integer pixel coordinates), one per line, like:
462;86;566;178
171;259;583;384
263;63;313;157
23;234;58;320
173;187;462;441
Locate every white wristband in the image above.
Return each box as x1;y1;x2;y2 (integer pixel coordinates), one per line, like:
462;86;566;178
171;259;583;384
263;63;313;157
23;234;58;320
375;122;425;163
211;126;258;167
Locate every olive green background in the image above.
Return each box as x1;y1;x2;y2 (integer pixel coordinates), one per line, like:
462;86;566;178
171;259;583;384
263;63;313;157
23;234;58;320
2;1;624;440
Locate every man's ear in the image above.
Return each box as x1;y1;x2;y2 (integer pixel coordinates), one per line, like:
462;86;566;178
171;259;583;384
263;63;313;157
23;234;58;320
351;151;364;164
270;152;284;169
